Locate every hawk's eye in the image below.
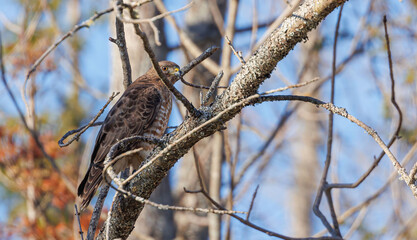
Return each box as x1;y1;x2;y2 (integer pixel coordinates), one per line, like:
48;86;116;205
162;66;168;71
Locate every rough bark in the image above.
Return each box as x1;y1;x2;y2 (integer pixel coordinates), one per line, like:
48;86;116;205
97;1;347;239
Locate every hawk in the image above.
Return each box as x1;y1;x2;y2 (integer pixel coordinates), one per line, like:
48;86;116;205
77;61;181;210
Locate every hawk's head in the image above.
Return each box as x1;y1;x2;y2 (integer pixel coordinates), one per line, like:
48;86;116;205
158;60;181;84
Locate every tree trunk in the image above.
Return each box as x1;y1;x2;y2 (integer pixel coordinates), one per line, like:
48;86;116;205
173;0;225;239
289;29;321;237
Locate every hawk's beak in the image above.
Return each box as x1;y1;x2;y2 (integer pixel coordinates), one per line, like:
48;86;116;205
174;68;182;77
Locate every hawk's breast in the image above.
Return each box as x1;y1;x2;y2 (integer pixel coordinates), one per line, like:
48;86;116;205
139;88;172;160
113;87;172;172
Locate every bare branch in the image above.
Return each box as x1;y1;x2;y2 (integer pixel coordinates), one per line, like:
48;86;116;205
180;77;227;90
112;0;132;88
253;95;417;198
246;185;259;221
343;206;368;239
326;14;403;190
314;142;417;237
59;92;119;147
179;45;219;75
313;4;344;237
74;205;84;240
106;183;247;215
100;146;246;216
202;71;224;106
225;36;246;64
177;46;226;91
87;185;110;240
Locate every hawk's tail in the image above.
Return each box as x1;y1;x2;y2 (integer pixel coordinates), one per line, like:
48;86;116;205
77;165;103;211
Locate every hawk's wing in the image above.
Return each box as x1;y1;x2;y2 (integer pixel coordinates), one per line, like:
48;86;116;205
78;82;162;210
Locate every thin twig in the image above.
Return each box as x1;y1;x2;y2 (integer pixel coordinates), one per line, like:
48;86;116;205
263;78;319;95
315;142;417;237
254;95;417;198
59;122;103;144
107;182;247;215
59;92;119;147
112;0;132;88
118;0;193;45
189;149;207;194
225;36;246;64
246;185;259;221
180;77;227;90
383;15;402;129
74;205;84;240
326;14;403;190
179;46;219;76
313;4;343;237
202;71;224;106
23;7;114;112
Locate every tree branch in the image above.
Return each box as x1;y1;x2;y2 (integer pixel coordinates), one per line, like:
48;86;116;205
313;4;343;237
96;1;351;238
112;0;132;88
58;92;119;147
22;7;114;113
